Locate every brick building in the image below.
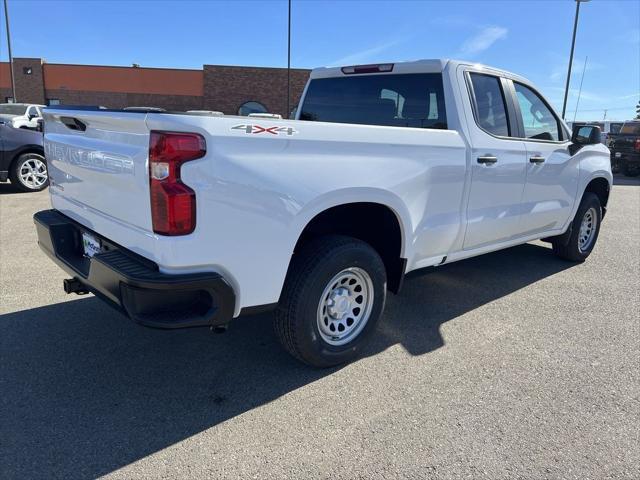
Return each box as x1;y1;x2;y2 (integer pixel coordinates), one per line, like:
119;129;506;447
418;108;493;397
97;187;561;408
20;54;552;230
0;58;311;117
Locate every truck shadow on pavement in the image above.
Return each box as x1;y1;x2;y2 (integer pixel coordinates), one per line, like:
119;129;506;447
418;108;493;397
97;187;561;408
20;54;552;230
0;183;33;195
1;243;573;479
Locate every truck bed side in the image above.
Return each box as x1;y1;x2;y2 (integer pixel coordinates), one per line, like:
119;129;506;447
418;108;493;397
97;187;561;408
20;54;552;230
44;110;467;314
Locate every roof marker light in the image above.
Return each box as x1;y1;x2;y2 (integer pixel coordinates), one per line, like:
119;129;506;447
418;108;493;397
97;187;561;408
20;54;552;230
341;63;394;75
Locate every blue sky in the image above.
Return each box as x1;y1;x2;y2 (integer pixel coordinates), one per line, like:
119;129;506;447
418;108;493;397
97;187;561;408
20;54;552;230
1;0;638;120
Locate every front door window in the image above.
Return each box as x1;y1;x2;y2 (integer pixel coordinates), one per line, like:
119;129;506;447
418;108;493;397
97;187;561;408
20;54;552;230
513;82;561;141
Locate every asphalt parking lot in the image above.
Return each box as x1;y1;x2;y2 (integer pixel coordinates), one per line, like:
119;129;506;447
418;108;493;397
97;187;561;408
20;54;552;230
1;177;639;480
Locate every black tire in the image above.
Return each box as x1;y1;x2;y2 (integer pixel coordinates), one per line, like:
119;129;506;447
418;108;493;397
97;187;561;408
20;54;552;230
275;235;387;367
623;164;640;177
552;192;602;262
9;153;49;192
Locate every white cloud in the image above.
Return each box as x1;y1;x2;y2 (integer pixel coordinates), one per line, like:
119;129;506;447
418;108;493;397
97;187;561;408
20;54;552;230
549;58;604;82
457;26;508;57
566;89;603;103
329;38;405;66
615;92;640;100
547;86;604;103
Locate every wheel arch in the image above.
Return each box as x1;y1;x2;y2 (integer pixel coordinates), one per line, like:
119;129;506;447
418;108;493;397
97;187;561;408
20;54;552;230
582;175;611;218
290;190;413;294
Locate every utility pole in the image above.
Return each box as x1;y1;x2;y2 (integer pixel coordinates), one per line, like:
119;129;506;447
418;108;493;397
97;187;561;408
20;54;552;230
562;0;590;120
286;0;291;118
3;0;17;102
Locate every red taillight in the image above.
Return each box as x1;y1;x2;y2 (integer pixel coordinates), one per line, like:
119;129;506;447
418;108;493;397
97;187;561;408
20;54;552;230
149;131;205;235
634;138;640;152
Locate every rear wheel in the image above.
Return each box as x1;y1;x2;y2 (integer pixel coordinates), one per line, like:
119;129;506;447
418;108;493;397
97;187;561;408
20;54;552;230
275;235;387;367
552;192;602;262
10;153;48;192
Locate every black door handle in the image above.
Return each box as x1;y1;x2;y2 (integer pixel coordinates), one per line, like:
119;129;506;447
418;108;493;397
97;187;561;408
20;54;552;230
529;155;545;164
477;155;498;164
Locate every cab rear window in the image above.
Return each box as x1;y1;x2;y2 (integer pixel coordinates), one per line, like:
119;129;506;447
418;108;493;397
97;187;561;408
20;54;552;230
299;73;447;129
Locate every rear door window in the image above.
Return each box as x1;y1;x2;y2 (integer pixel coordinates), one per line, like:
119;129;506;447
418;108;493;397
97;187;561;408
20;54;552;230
468;73;510;137
300;73;447;129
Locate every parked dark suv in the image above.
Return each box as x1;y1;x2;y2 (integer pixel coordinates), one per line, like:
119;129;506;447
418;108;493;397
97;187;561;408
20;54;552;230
0;121;47;192
610;121;640;177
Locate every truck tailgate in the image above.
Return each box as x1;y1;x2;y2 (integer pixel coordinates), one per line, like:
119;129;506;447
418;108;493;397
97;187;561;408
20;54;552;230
44;109;152;232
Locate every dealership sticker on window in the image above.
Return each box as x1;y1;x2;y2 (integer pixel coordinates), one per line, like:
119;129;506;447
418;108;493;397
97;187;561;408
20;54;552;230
231;124;298;136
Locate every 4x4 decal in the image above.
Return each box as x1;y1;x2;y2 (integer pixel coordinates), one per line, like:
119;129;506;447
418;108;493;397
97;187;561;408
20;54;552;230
231;124;298;136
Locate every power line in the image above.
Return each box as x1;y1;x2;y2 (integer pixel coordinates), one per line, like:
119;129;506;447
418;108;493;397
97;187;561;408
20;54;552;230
572;55;588;123
575;106;632;112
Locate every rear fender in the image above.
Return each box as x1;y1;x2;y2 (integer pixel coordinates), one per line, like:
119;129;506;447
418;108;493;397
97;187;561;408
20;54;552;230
291;187;413;259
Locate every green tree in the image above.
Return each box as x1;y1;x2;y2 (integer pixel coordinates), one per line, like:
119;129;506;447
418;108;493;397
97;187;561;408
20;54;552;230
636;100;640;119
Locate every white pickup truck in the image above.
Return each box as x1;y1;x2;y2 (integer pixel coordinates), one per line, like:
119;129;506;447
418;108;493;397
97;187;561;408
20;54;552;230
0;103;45;129
35;59;611;367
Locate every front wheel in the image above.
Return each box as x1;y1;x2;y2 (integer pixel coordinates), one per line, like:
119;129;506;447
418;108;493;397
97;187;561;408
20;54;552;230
10;153;49;192
274;235;387;367
552;192;602;262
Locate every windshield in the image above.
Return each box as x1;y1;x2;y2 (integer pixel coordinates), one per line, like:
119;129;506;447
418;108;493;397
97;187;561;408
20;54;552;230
620;122;640;135
0;104;28;115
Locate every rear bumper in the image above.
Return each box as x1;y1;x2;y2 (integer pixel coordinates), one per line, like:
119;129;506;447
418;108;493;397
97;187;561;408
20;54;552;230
34;209;235;329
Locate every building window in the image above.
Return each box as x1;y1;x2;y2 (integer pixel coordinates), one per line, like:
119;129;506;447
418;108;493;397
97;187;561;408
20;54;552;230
23;67;33;75
238;101;267;116
47;99;61;106
5;97;14;103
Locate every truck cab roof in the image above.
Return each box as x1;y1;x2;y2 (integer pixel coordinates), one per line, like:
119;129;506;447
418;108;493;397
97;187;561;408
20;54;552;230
310;59;529;83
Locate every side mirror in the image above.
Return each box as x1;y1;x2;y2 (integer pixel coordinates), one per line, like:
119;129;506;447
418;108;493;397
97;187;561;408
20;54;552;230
569;125;601;155
571;125;601;145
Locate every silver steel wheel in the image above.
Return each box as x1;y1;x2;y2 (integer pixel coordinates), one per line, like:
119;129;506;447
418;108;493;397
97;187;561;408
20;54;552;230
316;267;374;346
18;157;47;190
578;207;597;253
